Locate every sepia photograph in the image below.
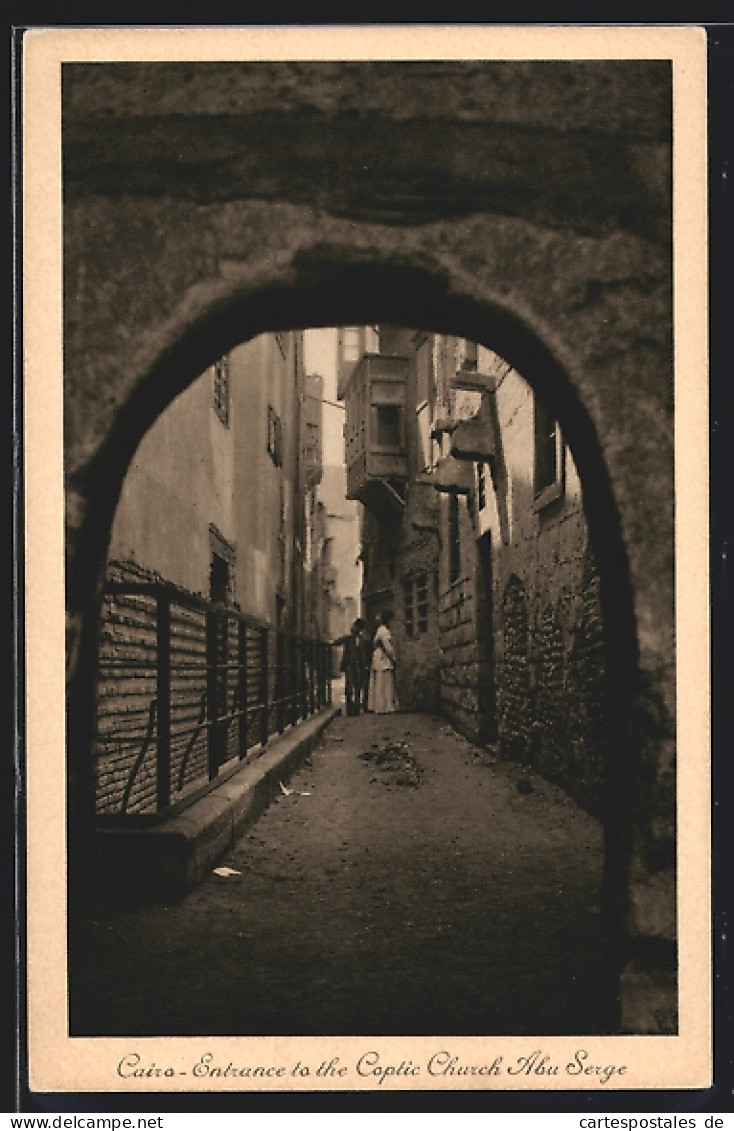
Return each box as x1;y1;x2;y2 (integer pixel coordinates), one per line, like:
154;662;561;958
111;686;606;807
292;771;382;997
22;25;710;1096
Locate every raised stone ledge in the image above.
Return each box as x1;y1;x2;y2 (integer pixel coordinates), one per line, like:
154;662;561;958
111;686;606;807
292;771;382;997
94;704;340;901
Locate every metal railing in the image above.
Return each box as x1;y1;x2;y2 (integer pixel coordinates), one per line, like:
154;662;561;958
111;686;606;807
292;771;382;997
95;580;331;822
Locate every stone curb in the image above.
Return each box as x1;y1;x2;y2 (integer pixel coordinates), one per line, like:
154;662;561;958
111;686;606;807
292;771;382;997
95;705;341;899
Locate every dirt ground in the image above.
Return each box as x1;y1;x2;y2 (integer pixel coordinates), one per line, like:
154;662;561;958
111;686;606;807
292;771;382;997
71;709;617;1037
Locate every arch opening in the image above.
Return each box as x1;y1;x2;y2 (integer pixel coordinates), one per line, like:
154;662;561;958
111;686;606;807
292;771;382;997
67;278;642;1022
66;262;651;1034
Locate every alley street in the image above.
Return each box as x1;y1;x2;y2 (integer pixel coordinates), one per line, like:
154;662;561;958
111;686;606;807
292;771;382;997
71;711;616;1037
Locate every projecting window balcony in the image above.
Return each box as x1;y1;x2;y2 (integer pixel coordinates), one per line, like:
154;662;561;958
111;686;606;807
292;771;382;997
449;368;497;465
340;353;409;516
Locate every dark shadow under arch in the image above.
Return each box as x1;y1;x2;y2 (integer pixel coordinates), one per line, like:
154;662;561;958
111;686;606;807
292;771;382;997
67;254;640;974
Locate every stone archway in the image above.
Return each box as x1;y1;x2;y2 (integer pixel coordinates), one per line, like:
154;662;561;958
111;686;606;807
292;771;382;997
62;59;675;1030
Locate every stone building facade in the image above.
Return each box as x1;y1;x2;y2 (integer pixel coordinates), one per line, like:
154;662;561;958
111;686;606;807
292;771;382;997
483;353;609;814
318;464;362;650
95;330;332;815
108;331;310;624
339;327;609;813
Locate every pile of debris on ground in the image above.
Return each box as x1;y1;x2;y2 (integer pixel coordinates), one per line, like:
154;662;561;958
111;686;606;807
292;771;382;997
359;738;422;789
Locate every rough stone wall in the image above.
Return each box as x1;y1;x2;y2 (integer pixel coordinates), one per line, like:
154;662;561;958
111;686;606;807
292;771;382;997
439;496;483;740
495;549;609;818
564;554;610;812
531;604;567;770
498;575;532;760
481;355;611;814
498;536;610;808
523;552;610;816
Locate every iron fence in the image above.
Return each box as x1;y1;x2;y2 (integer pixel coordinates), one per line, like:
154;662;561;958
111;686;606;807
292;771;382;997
95;580;331;822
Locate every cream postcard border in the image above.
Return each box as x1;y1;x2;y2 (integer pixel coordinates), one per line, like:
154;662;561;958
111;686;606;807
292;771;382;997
22;25;710;1094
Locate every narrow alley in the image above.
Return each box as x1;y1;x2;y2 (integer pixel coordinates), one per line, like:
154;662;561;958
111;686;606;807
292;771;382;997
72;709;616;1039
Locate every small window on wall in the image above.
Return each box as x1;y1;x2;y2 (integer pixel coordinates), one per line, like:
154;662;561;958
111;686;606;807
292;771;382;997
462;339;478;371
268;406;284;467
213;355;230;426
403;572;430;639
534;395;564;507
477;461;488;511
343;327;361;363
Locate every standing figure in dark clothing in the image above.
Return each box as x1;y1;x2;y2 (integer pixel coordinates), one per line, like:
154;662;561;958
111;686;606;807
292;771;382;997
335;617;371;716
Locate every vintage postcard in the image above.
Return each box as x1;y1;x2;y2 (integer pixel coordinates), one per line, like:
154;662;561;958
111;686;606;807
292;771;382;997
21;25;710;1098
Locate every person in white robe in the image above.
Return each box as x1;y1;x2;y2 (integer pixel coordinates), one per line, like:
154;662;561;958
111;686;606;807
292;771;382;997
368;612;399;714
